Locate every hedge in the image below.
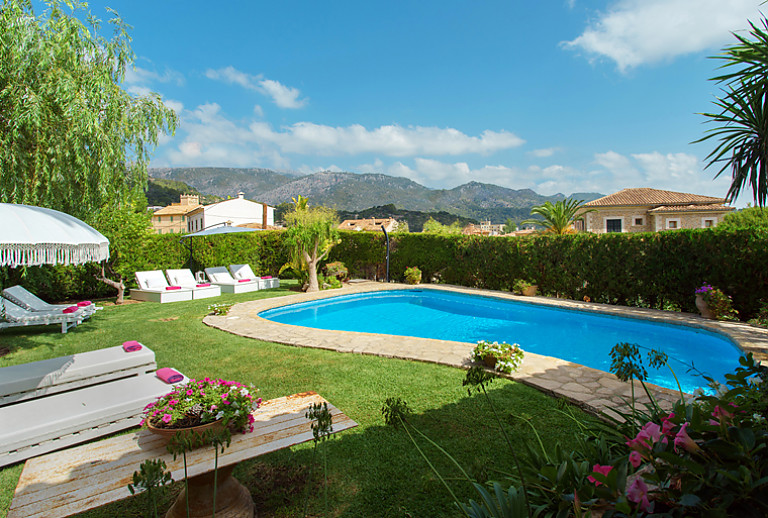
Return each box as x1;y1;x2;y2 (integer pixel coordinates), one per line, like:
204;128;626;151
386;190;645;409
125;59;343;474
2;228;767;320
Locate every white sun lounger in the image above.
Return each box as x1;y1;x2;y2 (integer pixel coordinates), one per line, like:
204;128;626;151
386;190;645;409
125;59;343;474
165;269;222;299
0;344;187;467
131;270;193;303
229;264;279;289
0;298;85;334
2;285;97;317
205;266;261;294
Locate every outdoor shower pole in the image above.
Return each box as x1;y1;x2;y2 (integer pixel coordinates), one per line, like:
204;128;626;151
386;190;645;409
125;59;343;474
381;225;390;283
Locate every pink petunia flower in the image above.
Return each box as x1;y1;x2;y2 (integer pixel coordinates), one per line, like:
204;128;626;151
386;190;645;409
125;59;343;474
587;464;613;486
674;422;700;453
162;413;173;424
626;478;654;513
629;450;643;468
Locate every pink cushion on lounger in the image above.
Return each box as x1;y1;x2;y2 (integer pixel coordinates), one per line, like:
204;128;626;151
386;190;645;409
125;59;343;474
156;367;184;384
238;279;251;283
122;340;142;352
196;283;211;287
62;306;79;314
77;300;93;307
261;276;272;279
165;286;182;291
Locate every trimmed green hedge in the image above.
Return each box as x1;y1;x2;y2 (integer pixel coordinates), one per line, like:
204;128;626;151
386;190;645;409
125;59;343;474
329;229;768;319
2;229;767;320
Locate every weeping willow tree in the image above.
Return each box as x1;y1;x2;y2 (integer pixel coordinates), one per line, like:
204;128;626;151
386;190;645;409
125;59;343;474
283;202;340;293
0;0;177;220
0;0;176;299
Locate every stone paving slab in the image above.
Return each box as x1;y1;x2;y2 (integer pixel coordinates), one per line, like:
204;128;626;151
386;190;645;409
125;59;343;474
204;282;768;417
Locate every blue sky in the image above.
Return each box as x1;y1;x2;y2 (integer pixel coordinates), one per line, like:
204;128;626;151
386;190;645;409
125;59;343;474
103;0;762;203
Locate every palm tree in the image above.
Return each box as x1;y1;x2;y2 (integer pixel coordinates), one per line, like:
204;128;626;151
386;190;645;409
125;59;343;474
697;17;768;207
521;199;594;235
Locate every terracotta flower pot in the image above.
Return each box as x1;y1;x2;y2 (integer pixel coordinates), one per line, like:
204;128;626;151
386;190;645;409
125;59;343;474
695;293;715;319
147;418;225;443
483;354;497;368
522;285;538;297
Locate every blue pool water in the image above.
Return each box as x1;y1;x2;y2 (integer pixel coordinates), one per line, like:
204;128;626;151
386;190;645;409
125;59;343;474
260;289;743;393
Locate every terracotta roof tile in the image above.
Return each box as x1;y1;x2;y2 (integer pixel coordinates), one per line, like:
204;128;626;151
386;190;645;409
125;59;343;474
648;204;735;213
584;188;727;207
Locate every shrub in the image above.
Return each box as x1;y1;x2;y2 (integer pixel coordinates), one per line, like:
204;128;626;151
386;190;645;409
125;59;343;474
404;266;422;284
471;340;524;374
323;261;348;281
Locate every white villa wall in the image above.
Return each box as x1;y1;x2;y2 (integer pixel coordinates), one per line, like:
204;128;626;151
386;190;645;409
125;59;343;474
186;195;275;232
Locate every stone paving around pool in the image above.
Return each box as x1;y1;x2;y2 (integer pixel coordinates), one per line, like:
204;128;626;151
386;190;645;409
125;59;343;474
204;282;768;418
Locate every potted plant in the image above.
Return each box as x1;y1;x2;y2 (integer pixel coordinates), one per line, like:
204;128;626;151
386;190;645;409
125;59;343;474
142;377;261;441
513;279;538;296
471;340;524;374
404;266;422;285
695;284;738;320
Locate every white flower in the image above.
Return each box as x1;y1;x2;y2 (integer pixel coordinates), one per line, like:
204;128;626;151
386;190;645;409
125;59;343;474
216;411;225;420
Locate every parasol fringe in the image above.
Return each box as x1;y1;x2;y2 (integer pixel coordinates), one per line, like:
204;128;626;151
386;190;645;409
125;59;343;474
0;243;110;268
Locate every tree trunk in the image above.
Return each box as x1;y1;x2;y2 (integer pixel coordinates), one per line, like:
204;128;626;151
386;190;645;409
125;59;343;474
305;258;320;292
95;266;125;304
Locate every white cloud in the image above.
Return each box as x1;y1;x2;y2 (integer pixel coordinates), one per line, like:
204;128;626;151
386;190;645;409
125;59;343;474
160;104;522;170
206;66;307;108
588;150;731;198
205;66;262;90
258;79;307;108
353;151;732;200
248;122;524;156
530;147;559;158
253;105;264;118
125;65;184;86
564;0;762;71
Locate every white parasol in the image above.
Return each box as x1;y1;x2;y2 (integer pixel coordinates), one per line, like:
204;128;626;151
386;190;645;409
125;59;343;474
0;203;110;267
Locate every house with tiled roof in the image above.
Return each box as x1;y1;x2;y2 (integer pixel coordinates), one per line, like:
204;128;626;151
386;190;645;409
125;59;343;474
186;192;274;233
575;188;735;233
338;218;399;232
151;194;201;234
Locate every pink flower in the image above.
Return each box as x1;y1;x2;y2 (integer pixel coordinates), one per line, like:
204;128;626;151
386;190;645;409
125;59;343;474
711;405;734;425
626;478;654;513
627;422;664;451
587;464;613;486
186;389;194;396
168;399;178;406
222;393;229;400
674;422;700;453
629;450;643;468
661;413;676;435
162;413;173;424
248;414;255;424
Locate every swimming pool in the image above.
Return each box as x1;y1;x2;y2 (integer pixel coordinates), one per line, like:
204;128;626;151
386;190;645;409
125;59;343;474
260;289;743;394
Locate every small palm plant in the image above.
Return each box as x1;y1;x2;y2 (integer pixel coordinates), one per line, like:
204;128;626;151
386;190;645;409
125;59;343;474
521;199;594;234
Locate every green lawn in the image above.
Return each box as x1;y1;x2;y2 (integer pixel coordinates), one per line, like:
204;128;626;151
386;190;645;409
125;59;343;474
0;284;594;517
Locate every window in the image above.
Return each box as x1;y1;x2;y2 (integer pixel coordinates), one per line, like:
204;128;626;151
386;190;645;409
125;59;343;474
666;218;681;230
170;216;173;223
702;218;715;228
157;216;161;222
181;215;185;222
606;219;622;233
633;217;644;226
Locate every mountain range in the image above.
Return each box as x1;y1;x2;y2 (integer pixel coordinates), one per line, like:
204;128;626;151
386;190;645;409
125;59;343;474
149;167;603;222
